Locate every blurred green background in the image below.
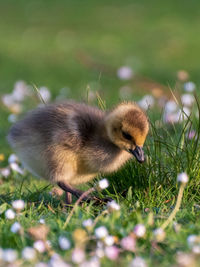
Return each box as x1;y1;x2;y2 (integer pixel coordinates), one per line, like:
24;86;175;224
0;0;200;153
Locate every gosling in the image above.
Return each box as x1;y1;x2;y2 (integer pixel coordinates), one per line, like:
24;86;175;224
7;100;149;203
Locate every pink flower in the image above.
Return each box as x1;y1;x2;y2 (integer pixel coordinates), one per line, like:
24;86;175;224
121;236;136;252
105;246;119;260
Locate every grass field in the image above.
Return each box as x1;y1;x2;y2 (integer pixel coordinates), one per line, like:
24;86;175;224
0;0;200;266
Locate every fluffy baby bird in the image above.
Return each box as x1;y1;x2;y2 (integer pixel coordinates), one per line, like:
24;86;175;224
7;101;149;203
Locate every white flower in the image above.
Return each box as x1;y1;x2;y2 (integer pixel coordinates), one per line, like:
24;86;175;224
187;235;198;247
95;248;104;258
104;235;115;246
8;154;18;164
177;172;189;184
2;94;15;107
98;179;109;189
0;168;10;178
107;200;120;212
58;236;71;250
80;257;100;267
12;199;25;211
8;114;18;123
71;248;85;264
10;162;25;175
39;218;45;224
95;226;108;239
181;94;195;107
184;82;196;92
49;253;70;267
82;218;93;228
134;224;146;238
2;249;18;263
39;87;51;103
33;240;46;253
129;257;147;267
192;245;200;254
153;228;166;242
12;81;30;102
117;66;133;80
22;247;36;260
11;222;21;233
138;95;155;110
5;209;15;220
164;100;178;113
35;262;48;267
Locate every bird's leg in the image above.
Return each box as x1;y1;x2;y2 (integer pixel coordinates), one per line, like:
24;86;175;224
57;181;112;204
65;192;72;205
58;181;92;204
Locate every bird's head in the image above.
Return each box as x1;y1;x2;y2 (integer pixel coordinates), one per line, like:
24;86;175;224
105;102;149;163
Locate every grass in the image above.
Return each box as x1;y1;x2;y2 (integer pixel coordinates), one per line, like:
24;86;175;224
0;0;200;266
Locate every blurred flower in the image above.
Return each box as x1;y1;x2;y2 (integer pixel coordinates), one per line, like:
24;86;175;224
82;218;93;229
177;70;189;82
8;113;18;123
80;257;100;267
95;248;105;258
164;100;178;113
49;253;70;267
187;235;200;247
177;172;189;184
134;224;146;238
153;228;166;242
73;228;87;244
11;222;21;233
117;66;133;80
12;199;25;211
39;87;51;103
176;252;196;267
22;247;36;261
104;235;115;246
0;168;11;178
95;226;108;239
186;130;196;140
2;249;18;263
120;236;136;252
138;95;155;110
9;103;23;114
0;154;5;161
33;240;46;253
98;178;109;190
10;162;25;175
71;248;85;264
181;94;195;107
2;94;15;108
184;82;196;92
192;245;200;254
28;225;49;241
58;236;71;250
129;257;147;267
107;200;120;212
8;154;18;164
5;209;15;220
12;81;30;102
105;246;119;260
35;262;48;267
39;218;45;224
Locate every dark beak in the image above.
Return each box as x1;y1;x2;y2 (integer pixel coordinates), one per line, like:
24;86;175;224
129;146;145;163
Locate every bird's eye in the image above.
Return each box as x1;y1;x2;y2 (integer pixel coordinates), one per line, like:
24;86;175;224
122;131;132;140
